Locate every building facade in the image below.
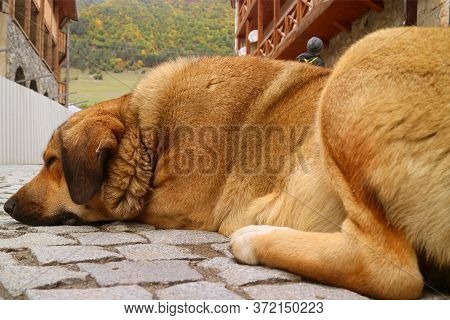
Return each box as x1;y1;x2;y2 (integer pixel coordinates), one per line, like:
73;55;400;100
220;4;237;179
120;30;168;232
232;0;450;67
0;0;77;104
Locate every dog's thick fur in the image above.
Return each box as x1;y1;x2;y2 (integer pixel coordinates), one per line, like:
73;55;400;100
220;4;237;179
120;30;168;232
4;27;449;299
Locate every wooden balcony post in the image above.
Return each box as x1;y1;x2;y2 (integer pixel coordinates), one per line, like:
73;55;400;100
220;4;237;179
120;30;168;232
53;0;59;74
35;0;42;53
39;0;45;54
296;0;302;20
9;0;15;16
404;0;417;26
237;0;244;27
53;39;57;72
46;28;51;66
245;19;250;54
257;0;263;48
24;0;31;36
273;0;280;45
65;23;70;107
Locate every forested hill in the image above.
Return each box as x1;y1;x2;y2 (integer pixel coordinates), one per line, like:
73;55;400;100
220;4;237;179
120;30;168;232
70;0;235;72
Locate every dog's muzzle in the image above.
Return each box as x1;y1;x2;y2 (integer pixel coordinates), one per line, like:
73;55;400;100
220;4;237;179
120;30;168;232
3;196;84;226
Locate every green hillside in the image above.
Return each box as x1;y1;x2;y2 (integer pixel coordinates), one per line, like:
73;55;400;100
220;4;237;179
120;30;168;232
66;68;145;107
70;0;235;72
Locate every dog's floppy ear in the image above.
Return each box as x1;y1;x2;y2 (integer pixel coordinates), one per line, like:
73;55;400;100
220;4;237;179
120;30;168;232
60;116;125;205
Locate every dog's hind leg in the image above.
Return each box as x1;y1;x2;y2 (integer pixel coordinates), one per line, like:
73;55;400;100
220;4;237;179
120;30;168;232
230;208;423;299
231;132;424;299
231;133;423;299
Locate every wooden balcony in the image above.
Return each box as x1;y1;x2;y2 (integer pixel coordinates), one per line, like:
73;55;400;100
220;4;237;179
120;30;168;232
58;30;67;63
236;0;289;38
238;0;256;28
257;0;318;58
238;0;384;60
58;81;67;105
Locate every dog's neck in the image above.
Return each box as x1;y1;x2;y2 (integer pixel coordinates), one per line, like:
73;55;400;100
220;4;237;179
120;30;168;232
100;103;154;220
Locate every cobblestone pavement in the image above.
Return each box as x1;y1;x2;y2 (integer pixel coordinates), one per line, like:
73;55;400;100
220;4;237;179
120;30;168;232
0;166;446;300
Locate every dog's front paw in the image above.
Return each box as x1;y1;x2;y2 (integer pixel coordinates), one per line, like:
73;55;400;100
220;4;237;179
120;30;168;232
230;225;288;265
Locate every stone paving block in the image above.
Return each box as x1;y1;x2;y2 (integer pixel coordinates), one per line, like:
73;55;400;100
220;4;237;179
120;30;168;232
71;232;147;246
116;243;202;261
30;246;123;265
198;257;299;286
101;222;155;233
0;252;18;266
0;265;88;297
140;230;228;245
211;243;233;258
0;218;29;230
29;225;99;234
26;285;153;300
243;283;368;300
78;260;203;286
156;281;242;300
0;229;24;237
0;233;76;249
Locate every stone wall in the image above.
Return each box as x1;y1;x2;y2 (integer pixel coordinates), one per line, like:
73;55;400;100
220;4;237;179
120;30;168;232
439;0;450;25
418;0;442;26
4;18;57;99
321;0;404;68
321;0;449;68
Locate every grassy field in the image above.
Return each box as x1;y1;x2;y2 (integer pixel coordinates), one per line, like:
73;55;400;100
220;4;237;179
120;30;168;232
65;68;147;108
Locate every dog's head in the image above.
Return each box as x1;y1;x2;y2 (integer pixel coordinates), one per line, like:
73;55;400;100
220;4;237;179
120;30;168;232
3;94;151;226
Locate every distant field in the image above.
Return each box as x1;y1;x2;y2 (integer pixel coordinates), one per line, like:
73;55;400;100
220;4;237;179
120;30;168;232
65;68;147;107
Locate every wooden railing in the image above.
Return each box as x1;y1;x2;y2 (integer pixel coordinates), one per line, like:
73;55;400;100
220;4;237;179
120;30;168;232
259;30;276;57
58;30;67;61
58;81;67;106
238;0;256;26
258;0;320;57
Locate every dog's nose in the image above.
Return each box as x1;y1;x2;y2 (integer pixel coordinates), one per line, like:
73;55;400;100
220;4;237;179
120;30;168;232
4;198;16;215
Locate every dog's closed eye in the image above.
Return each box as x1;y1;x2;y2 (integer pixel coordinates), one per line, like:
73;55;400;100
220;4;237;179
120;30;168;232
45;156;57;168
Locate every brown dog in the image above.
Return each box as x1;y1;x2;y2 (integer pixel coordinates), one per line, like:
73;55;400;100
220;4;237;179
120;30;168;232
4;27;449;299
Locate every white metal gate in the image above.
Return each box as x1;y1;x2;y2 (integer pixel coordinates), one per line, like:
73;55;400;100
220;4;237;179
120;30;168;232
0;76;72;164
